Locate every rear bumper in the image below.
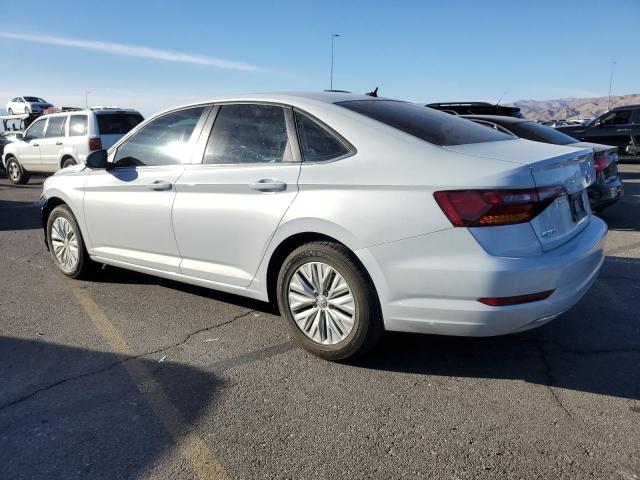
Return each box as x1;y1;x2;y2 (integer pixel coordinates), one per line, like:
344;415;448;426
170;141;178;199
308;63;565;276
357;216;608;336
588;178;623;211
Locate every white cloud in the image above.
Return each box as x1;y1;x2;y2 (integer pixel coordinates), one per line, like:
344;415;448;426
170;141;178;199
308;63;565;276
0;32;261;71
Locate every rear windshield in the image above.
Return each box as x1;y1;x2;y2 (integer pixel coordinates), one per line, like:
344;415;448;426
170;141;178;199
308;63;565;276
338;100;514;146
510;121;578;145
97;113;144;135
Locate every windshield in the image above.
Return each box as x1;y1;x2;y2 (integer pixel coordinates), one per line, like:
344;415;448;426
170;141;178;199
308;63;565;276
338;100;514;146
97;113;144;135
510;121;578;145
23;97;46;103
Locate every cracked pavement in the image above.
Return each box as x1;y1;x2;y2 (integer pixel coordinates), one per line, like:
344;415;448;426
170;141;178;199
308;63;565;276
1;166;640;479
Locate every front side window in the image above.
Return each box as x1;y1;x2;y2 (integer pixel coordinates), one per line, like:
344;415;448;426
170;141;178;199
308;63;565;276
25;118;46;140
114;107;206;167
69;115;88;136
45;116;66;138
338;100;514;146
295;111;351;162
204;104;292;164
599;110;631;126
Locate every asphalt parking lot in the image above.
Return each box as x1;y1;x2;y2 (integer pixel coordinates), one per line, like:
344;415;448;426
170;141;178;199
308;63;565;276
1;166;639;480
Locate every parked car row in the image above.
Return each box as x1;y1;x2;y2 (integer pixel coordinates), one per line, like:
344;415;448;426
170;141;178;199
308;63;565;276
39;92;607;361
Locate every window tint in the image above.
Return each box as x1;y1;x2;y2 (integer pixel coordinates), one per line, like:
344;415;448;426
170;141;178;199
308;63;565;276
97;113;144;135
295;111;351;161
204;104;292;164
25;119;46;139
600;110;632;126
632;109;640;125
114;107;205;167
69;115;88;136
338;100;514;146
44;116;66;138
509;121;578;145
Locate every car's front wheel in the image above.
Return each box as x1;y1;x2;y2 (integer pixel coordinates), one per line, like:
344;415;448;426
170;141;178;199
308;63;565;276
24;106;30;114
5;157;30;185
277;241;384;361
7;108;13;115
46;205;93;278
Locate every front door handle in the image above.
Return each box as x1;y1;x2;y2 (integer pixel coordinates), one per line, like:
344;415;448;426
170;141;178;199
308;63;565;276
148;180;173;191
250;178;287;193
56;141;63;146
32;143;39;147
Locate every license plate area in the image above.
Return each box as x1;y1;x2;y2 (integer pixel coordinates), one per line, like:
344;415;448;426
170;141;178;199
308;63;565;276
569;191;587;222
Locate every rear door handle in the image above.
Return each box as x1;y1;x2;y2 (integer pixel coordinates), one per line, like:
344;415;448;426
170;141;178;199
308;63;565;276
56;141;63;145
250;178;287;193
32;143;39;147
148;180;173;191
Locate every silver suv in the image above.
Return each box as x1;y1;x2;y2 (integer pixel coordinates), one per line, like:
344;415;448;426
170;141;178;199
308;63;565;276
3;108;143;184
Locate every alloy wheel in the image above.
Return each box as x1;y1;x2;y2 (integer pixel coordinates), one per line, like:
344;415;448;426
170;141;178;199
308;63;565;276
50;217;79;272
287;261;356;345
7;161;21;182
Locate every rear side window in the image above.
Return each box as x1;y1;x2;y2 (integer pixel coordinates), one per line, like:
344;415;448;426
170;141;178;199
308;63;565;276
44;116;66;138
600;109;632;126
338;100;514;146
204;104;292;164
97;113;144;135
294;111;351;162
69;115;88;136
510;121;578;145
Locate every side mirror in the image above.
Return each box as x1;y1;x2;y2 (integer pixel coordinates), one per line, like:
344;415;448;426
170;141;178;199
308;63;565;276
85;149;110;169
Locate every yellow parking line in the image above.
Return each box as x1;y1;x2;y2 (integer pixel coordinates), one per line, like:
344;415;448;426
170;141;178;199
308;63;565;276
70;283;229;480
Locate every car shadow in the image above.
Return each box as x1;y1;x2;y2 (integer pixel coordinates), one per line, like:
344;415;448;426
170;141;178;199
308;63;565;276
0;337;224;479
0;200;43;230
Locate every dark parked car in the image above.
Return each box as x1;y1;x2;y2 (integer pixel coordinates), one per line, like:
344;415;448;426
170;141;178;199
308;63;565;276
427;102;524;118
462;115;623;212
555;105;640;161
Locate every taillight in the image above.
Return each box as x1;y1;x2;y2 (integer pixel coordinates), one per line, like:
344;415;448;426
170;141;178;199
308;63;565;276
478;290;554;306
434;186;566;227
593;151;612;174
88;137;102;151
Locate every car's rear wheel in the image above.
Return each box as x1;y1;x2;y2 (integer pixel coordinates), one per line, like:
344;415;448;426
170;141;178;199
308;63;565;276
46;205;93;279
62;157;76;169
6;157;29;185
277;241;383;361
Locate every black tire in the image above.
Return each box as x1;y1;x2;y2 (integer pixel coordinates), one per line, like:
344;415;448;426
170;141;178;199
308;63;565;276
5;157;30;185
46;205;94;279
7;108;13;115
277;241;384;361
62;157;77;169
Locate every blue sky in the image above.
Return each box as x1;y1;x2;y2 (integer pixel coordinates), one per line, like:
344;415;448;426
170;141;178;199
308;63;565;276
0;0;638;117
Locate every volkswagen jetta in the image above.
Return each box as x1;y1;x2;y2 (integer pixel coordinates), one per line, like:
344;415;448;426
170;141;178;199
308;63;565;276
41;92;607;360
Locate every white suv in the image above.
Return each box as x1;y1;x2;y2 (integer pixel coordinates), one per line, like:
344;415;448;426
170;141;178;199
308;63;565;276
3;108;143;184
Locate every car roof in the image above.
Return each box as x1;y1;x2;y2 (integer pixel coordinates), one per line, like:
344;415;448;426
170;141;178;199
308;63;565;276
170;91;390;111
612;104;640;111
460;114;531;124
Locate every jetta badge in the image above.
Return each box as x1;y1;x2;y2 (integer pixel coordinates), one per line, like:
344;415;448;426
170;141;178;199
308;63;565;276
541;228;556;238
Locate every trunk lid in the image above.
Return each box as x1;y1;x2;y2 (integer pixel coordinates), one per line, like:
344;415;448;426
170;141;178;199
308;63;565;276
446;139;596;251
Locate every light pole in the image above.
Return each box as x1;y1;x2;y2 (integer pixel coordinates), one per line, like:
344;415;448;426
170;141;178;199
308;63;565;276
85;90;92;108
607;61;616;110
330;34;339;90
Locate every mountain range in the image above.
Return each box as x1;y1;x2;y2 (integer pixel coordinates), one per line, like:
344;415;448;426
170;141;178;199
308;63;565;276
510;93;640;122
